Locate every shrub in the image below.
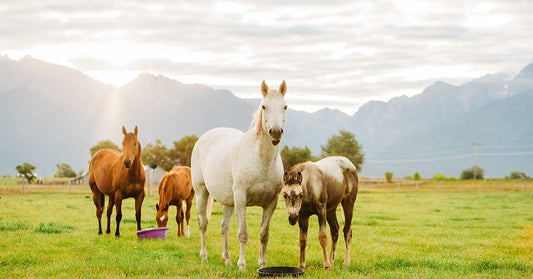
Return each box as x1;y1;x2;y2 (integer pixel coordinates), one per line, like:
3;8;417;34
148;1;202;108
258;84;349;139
505;171;529;180
413;172;421;181
385;172;393;183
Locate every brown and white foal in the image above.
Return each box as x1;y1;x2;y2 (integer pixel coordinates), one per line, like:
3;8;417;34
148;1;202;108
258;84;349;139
282;156;358;269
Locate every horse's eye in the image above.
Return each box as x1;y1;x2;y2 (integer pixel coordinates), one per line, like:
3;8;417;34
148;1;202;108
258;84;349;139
262;105;266;110
283;193;287;199
299;193;303;198
284;105;287;110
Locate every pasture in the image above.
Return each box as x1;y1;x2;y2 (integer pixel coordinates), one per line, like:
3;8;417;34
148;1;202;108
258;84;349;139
0;181;532;278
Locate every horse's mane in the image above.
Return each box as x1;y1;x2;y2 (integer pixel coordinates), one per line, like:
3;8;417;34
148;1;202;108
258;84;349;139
158;173;172;208
250;106;263;136
289;162;308;173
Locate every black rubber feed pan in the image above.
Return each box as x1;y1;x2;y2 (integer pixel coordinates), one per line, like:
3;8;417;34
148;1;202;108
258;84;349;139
257;266;305;277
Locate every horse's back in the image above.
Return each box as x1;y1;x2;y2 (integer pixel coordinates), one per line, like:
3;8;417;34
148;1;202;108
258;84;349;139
315;156;358;204
159;166;193;204
191;127;244;205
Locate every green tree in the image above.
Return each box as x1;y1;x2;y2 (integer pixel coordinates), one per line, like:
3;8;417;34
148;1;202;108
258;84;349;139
54;163;76;178
460;166;484;180
142;139;172;171
385;172;393;183
280;145;318;171
433;173;446;181
168;135;199;167
320;130;364;171
90;140;120;157
413;172;421;181
16;162;37;183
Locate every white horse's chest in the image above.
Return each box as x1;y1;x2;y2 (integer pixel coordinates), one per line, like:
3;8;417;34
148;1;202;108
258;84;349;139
232;157;283;206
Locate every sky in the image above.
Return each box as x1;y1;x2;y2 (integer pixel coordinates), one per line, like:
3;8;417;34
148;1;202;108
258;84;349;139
1;0;533;115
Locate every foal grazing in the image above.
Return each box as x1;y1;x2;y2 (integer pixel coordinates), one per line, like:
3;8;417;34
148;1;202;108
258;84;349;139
191;80;287;271
283;156;358;269
88;126;146;236
156;166;195;237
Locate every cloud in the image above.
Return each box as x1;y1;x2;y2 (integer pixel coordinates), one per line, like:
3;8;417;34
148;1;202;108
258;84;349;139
1;0;533;114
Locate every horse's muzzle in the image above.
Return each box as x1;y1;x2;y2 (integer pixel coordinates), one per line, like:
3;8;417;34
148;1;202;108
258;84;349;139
269;127;283;145
288;215;298;226
123;159;132;168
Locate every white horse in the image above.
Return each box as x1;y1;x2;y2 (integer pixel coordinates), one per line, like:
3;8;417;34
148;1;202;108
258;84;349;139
191;80;287;271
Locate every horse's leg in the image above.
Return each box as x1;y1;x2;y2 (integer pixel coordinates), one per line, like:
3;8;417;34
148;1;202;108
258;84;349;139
90;184;104;234
258;198;277;268
318;205;331;269
220;205;234;265
298;215;310;269
185;193;194;238
195;184;209;261
341;198;355;266
326;207;340;266
105;194;115;234
135;190;145;232
114;193;123;237
234;190;248;271
176;201;184;237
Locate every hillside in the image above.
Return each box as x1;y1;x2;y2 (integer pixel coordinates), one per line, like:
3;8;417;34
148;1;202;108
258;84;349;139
0;56;531;177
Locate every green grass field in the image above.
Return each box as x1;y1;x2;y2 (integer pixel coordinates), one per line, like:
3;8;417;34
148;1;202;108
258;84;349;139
0;182;532;278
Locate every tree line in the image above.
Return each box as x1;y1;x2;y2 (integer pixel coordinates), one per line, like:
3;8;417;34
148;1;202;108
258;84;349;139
15;130;365;183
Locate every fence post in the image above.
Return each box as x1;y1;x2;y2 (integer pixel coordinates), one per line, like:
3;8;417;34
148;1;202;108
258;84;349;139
440;181;443;191
68;180;71;194
525;181;527;191
483;180;486;190
457;181;460;190
397;182;400;191
416;182;419;191
22;181;26;194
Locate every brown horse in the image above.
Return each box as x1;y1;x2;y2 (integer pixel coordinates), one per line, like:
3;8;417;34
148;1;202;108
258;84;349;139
88;126;146;236
155;166;195;237
282;156;358;270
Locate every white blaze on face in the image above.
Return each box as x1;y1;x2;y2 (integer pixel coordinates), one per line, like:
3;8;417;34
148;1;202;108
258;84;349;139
160;215;166;222
287;205;299;216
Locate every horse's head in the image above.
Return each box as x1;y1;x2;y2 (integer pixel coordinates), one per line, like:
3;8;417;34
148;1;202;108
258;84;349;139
155;203;169;227
121;126;140;169
259;80;287;146
283;170;304;226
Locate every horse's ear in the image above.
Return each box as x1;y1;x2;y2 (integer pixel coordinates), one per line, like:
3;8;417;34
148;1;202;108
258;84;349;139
156;203;159;210
122;126;127;136
297;171;303;184
261;80;269;97
134;125;138;135
279;80;286;96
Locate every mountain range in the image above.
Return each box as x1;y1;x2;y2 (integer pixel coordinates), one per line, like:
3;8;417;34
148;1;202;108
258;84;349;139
0;56;531;178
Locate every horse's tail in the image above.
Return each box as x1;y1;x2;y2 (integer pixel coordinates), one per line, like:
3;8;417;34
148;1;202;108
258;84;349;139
206;195;215;221
341;158;359;196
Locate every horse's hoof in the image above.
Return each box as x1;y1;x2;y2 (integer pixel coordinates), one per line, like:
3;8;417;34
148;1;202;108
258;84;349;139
343;259;350;266
258;259;266;269
299;263;306;269
238;259;246;271
200;251;207;261
115;232;120;237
